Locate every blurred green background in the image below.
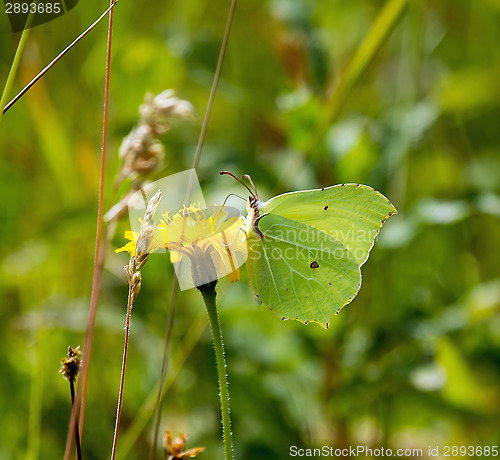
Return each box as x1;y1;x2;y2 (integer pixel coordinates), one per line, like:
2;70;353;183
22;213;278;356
1;0;500;459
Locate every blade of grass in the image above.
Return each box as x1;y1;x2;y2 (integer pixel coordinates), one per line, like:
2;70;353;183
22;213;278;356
0;21;31;123
303;0;408;159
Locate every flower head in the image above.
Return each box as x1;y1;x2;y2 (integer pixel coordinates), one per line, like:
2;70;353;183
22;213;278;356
116;203;247;290
164;429;205;460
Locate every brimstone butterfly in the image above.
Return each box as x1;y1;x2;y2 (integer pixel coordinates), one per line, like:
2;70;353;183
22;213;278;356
220;172;397;328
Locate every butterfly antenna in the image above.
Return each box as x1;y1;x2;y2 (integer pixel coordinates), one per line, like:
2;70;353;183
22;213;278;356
241;174;258;197
220;171;255;197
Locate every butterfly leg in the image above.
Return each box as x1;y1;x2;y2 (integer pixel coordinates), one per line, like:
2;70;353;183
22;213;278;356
221;226;246;247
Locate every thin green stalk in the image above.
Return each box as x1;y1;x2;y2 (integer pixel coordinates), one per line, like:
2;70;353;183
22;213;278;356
0;15;33;122
197;281;233;460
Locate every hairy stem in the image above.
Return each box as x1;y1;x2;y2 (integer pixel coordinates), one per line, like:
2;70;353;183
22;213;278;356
198;281;233;460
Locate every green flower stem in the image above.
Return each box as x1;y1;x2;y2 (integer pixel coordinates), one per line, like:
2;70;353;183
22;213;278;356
198;281;233;460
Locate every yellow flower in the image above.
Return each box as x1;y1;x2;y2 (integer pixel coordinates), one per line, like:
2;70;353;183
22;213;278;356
116;204;247;290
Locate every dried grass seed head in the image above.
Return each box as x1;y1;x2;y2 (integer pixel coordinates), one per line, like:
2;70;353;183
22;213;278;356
118;123;165;182
140;90;195;134
59;346;82;381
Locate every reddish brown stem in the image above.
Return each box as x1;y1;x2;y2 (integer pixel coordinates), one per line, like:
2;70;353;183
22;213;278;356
110;284;134;460
63;2;115;459
78;0;116;434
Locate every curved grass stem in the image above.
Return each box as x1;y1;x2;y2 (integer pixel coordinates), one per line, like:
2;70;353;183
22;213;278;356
198;281;233;460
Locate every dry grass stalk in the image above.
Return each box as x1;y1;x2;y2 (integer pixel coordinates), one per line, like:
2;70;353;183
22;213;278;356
111;189;162;460
124;189;162;301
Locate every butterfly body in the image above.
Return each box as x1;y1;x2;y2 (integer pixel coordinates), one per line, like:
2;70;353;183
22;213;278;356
245;194;265;238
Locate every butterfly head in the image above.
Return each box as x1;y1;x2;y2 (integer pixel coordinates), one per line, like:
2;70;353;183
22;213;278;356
220;171;266;238
220;171;263;211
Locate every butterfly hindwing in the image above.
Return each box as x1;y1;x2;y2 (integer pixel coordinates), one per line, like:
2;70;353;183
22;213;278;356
246;214;361;327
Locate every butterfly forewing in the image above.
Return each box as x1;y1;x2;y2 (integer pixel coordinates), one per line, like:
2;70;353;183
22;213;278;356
246;214;361;327
260;184;396;267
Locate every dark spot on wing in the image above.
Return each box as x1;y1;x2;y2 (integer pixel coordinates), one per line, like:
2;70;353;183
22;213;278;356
328;282;332;286
310;261;319;269
304;321;309;325
324;205;328;210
